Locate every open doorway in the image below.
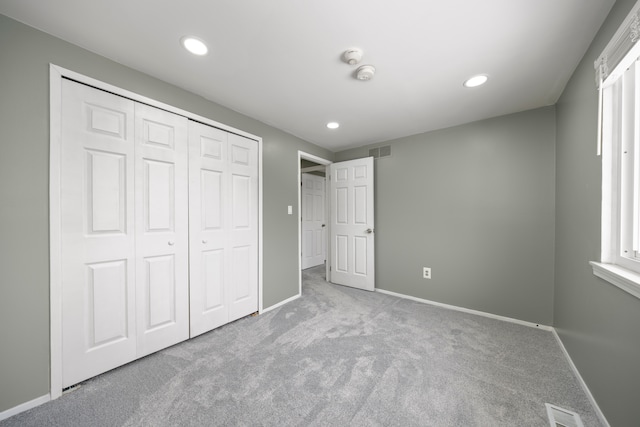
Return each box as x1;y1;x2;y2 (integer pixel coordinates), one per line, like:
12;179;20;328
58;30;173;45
298;151;332;295
297;152;376;296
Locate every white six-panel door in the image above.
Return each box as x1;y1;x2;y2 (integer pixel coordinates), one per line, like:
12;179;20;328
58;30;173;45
329;157;375;291
134;103;189;356
61;80;138;387
301;173;326;269
188;121;259;338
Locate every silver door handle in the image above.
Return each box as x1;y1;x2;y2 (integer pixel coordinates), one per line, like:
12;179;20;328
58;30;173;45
168;241;175;246
366;228;374;234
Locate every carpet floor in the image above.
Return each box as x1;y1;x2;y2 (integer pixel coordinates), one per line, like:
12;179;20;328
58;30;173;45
2;266;602;426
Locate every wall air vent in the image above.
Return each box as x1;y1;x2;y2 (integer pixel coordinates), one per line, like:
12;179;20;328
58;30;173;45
369;145;391;159
545;403;584;427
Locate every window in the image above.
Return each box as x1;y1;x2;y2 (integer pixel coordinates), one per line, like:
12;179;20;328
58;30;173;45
592;0;640;299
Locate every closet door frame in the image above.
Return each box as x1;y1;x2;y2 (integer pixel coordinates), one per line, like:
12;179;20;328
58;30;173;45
49;64;263;400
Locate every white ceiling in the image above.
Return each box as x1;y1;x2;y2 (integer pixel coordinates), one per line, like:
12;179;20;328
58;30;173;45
0;0;615;151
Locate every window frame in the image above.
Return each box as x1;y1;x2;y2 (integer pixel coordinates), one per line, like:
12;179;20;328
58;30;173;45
592;22;640;300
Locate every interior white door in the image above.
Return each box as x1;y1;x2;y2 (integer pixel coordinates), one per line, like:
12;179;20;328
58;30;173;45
329;157;375;291
188;122;259;337
134;103;189;356
301;173;326;269
61;80;137;387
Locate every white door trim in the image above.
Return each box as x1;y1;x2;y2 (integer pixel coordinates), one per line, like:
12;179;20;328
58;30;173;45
298;151;332;295
49;64;263;399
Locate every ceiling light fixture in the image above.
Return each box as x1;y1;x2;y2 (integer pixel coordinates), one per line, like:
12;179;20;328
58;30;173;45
181;36;208;56
342;48;363;65
327;122;340;129
463;74;488;88
356;65;376;81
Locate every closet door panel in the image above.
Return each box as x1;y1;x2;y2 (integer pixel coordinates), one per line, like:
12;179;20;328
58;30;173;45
202;249;225;309
189;122;230;337
135;103;189;356
61;80;137;387
228;133;259;322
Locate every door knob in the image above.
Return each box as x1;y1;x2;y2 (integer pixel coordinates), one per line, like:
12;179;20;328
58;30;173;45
366;228;373;234
168;241;175;246
202;239;208;244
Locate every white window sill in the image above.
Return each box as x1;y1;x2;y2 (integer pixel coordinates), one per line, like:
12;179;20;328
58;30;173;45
590;261;640;300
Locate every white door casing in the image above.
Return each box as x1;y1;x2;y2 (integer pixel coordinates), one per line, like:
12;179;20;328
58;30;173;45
188;121;259;337
329;157;375;291
134;103;189;356
301;173;326;269
61;79;137;387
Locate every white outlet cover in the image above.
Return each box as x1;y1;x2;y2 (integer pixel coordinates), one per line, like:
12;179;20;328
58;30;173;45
287;205;293;215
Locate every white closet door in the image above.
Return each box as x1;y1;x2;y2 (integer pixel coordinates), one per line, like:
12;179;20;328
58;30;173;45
59;78;260;388
188;122;230;337
134;103;189;356
227;133;259;322
61;80;137;387
189;122;258;337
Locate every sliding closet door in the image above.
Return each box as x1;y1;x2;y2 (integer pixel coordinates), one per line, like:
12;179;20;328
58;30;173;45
188;122;230;336
189;122;258;337
134;103;189;356
61;80;137;387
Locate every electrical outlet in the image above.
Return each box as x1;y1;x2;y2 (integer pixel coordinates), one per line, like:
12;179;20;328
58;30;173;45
423;267;431;279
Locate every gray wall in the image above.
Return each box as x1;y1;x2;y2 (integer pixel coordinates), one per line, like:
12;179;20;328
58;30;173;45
0;14;332;412
554;0;640;425
336;107;556;325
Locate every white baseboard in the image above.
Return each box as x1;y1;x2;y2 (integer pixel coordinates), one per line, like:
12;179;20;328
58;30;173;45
260;292;300;314
374;288;608;426
552;329;610;427
375;288;553;331
0;394;50;422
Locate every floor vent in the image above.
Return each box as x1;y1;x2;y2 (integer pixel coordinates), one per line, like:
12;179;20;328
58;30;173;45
369;145;391;159
545;403;584;427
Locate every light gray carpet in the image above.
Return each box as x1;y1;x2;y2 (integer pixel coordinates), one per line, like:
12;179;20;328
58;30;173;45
2;266;602;426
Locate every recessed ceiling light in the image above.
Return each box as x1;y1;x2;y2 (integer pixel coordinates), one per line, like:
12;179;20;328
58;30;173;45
327;122;340;129
181;36;208;56
464;74;488;88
